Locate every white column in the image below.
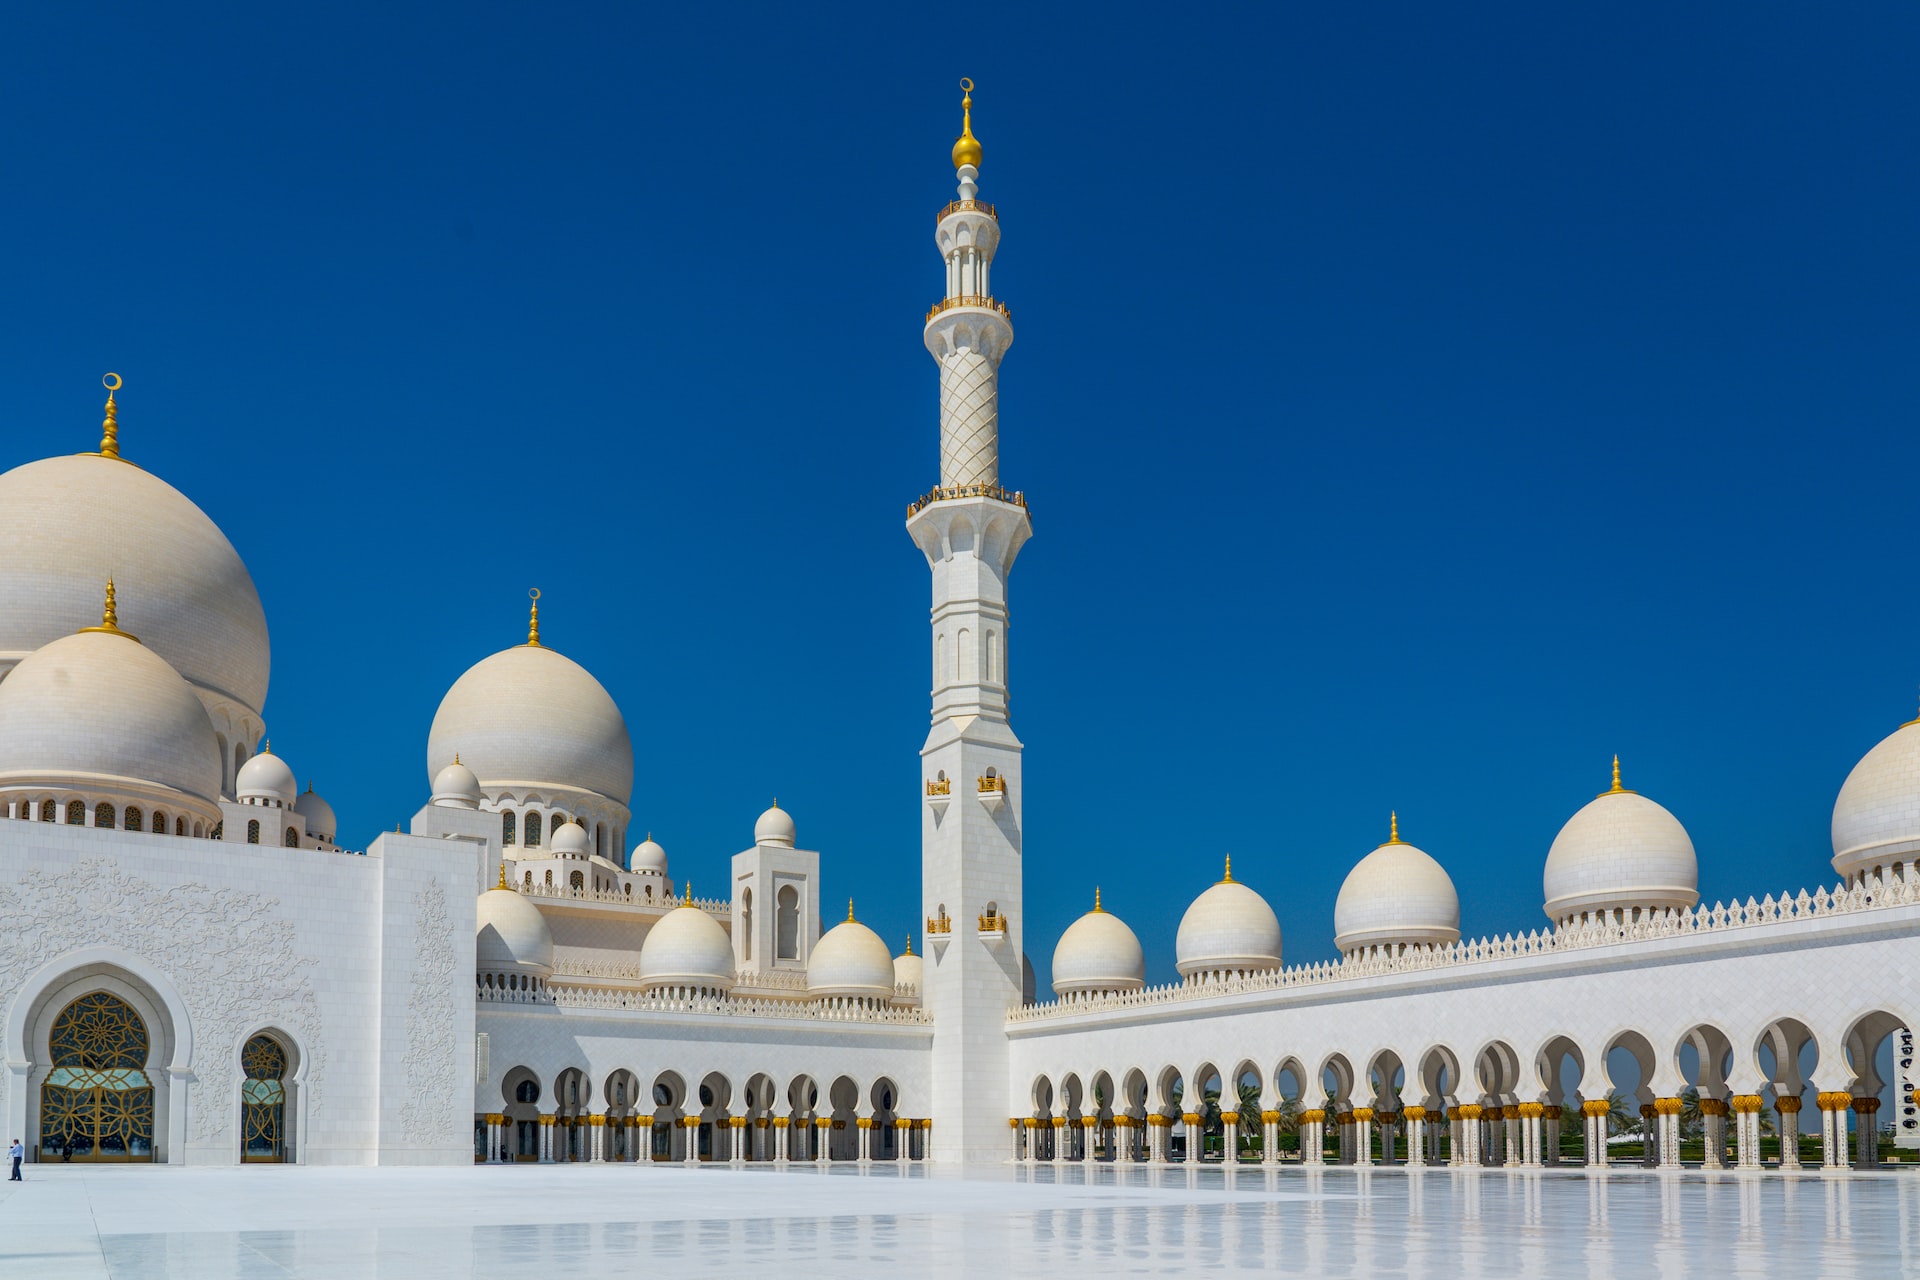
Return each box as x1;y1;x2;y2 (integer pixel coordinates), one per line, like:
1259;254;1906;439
817;1120;831;1165
1353;1109;1374;1167
1222;1115;1240;1165
1303;1113;1324;1166
1700;1101;1726;1169
1405;1110;1426;1167
484;1116;498;1163
858;1117;872;1164
686;1118;702;1167
1262;1113;1279;1166
1731;1097;1762;1168
538;1116;553;1163
1854;1099;1879;1166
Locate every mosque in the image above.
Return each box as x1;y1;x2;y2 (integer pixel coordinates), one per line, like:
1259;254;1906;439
1;85;1917;1174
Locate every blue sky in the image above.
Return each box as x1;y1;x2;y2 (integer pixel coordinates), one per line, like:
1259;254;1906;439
2;3;1916;991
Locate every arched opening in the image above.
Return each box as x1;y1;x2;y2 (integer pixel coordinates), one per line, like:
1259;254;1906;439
524;811;543;849
553;1067;590;1161
651;1072;687;1161
1231;1060;1264;1163
39;992;154;1162
125;807;143;833
696;1072;733;1162
870;1077;901;1160
828;1076;859;1160
496;1072;540;1162
502;811;517;846
96;802;116;829
740;889;754;964
603;1069;641;1161
1604;1030;1660;1162
283;826;298;848
776;885;799;961
743;1072;778;1161
246;819;260;845
60;799;78;825
787;1075;819;1160
241;1033;292;1162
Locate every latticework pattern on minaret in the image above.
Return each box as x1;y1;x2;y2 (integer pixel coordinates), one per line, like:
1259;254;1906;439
938;350;999;488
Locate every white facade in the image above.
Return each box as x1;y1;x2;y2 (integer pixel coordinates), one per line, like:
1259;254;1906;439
0;87;1915;1176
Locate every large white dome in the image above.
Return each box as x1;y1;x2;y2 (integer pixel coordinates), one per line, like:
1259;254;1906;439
0;626;222;817
754;803;796;848
427;641;633;808
1543;764;1698;924
808;913;896;999
637;902;735;992
1051;893;1145;996
0;453;269;720
1333;828;1461;954
1175;863;1283;978
476;882;554;976
1832;720;1920;881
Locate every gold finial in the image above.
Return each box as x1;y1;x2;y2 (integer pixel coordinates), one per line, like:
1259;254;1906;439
262;739;273;755
1599;754;1637;797
951;78;983;171
1387;812;1404;845
683;881;693;906
78;578;139;643
1219;855;1234;884
97;373;123;460
904;933;914;956
847;898;856;923
525;588;542;647
453;753;461;766
498;862;509;890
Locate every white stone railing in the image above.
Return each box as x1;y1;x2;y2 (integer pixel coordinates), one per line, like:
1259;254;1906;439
550;957;646;980
1009;869;1917;1026
535;983;931;1025
517;881;728;916
732;968;810;992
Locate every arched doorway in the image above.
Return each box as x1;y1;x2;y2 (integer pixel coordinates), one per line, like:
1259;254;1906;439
241;1034;291;1162
39;992;155;1163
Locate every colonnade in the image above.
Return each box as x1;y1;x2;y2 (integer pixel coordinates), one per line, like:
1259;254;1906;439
477;1112;932;1165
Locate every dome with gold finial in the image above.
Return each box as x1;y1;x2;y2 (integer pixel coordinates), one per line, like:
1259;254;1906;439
1174;857;1283;981
1051;888;1146;997
1831;700;1920;883
951;78;983;171
1333;813;1461;955
807;901;896;1001
637;883;735;994
476;866;554;979
0;376;272;748
426;589;634;812
0;581;224;825
1543;757;1697;927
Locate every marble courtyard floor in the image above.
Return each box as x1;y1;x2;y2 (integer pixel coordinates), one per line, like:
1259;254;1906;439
0;1161;1913;1278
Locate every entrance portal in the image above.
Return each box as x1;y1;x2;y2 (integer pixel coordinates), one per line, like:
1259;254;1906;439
38;992;155;1163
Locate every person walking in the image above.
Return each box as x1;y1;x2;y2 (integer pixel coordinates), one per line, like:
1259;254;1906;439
8;1138;22;1180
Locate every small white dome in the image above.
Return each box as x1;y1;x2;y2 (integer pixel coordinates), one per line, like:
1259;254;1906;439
1334;828;1460;953
294;783;336;842
1543;763;1698;924
1175;862;1283;978
0;626;222;819
236;746;297;805
808;912;895;999
549;819;590;859
431;757;481;808
1832;719;1920;881
1051;894;1145;996
637;901;734;992
892;947;923;994
476;882;553;976
631;834;668;875
427;639;633;808
754;802;796;848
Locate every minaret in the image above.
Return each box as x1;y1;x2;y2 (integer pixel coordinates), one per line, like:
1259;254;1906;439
909;80;1032;1164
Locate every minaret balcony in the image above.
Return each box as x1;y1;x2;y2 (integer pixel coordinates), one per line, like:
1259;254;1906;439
977;909;1009;944
925;294;1010;324
925;777;952;818
977;774;1006;814
906;483;1028;518
936;198;997;223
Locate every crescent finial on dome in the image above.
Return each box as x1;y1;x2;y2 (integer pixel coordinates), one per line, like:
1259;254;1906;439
952;78;982;171
97;373;123;461
78;578;140;644
525;588;542;648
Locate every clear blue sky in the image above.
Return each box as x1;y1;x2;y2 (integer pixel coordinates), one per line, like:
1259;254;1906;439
3;4;1915;991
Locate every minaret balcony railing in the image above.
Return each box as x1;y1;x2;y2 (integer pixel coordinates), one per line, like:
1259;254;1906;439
978;775;1006;794
925;294;1011;323
926;912;953;936
936;198;997;223
925;778;952;796
906;483;1028;517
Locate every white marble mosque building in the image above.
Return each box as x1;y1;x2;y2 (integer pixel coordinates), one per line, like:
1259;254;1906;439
1;86;1918;1175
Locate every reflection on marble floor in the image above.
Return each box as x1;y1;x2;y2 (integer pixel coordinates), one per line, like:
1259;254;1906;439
0;1162;1914;1278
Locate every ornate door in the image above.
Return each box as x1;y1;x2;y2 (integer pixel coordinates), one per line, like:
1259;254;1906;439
39;993;155;1162
241;1035;288;1162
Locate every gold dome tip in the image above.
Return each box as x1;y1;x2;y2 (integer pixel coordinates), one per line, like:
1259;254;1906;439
904;933;914;956
93;373;124;461
1601;754;1637;797
951;78;983;171
524;588;542;647
847;898;856;923
1386;812;1404;845
498;862;509;890
78;577;140;643
1218;855;1234;884
683;880;693;906
1093;885;1104;912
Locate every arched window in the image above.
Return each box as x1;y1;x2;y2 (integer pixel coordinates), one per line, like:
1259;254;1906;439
95;803;115;829
741;888;754;963
241;1035;289;1162
525;812;543;848
502;811;516;846
569;871;583;892
41;992;153;1161
544;870;553;887
515;1080;540;1105
246;819;260;845
283;826;298;848
152;811;167;837
125;807;143;833
523;871;532;889
62;799;81;825
777;885;800;961
175;816;187;837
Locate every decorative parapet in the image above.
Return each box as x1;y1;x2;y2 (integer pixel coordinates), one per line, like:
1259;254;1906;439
1007;869;1920;1026
523;983;932;1024
731;968;811;992
907;483;1028;518
517;880;729;916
